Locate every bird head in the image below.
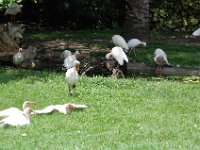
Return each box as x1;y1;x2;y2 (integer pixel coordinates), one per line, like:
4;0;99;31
105;53;113;60
19;48;23;52
23;101;37;110
74;60;80;71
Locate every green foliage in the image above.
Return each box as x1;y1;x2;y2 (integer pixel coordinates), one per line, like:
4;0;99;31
151;0;200;32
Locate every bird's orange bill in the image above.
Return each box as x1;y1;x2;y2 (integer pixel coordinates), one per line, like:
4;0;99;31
26;101;37;105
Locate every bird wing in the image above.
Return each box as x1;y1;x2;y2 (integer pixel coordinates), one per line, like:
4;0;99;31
63;55;76;69
0;107;23;117
112;35;129;51
112;47;128;65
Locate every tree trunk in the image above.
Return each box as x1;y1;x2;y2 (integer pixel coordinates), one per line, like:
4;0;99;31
122;0;150;41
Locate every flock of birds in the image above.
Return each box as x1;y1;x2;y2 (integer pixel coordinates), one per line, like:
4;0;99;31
2;2;200;128
0;101;87;128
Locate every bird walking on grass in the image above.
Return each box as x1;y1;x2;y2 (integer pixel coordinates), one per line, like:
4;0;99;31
65;60;80;96
112;35;129;52
154;48;170;75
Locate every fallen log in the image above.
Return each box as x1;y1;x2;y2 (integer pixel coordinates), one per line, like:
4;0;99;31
127;63;200;77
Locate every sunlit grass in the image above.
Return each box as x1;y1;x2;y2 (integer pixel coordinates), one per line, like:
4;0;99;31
0;69;200;149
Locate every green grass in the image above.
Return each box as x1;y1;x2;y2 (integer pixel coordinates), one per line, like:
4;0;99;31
0;69;200;149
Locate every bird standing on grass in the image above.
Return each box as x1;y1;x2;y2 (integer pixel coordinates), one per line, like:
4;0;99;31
0;101;36;117
127;39;147;56
5;3;23;24
13;47;24;68
65;60;80;96
106;46;128;78
112;35;129;52
0;108;34;128
154;48;170;75
32;103;88;115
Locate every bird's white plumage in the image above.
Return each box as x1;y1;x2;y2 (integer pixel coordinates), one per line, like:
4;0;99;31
63;51;79;69
112;35;129;51
154;48;169;65
106;46;128;65
65;60;80;86
0;101;36;118
0;108;32;128
60;50;72;60
192;28;200;37
13;48;24;65
127;39;146;49
32;103;88;115
5;3;23;15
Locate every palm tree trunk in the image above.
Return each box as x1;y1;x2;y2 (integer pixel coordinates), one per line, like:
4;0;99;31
122;0;150;41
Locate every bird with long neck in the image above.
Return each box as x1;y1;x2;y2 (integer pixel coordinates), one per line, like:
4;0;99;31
65;60;80;96
0;108;34;128
112;35;129;52
32;103;88;115
0;101;36;117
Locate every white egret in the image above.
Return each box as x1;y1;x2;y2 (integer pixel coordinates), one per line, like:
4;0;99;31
112;35;129;52
127;39;146;56
32;103;88;115
5;3;23;24
65;60;80;95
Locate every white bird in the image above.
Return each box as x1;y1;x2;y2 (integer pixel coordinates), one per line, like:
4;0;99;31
112;35;129;52
192;28;200;37
65;60;80;95
5;3;23;24
0;101;36;118
106;46;128;78
13;48;24;68
60;50;72;60
106;46;128;66
63;51;80;69
127;39;147;56
32;103;88;115
154;48;170;75
0;108;33;128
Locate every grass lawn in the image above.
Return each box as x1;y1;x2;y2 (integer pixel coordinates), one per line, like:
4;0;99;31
0;68;200;149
